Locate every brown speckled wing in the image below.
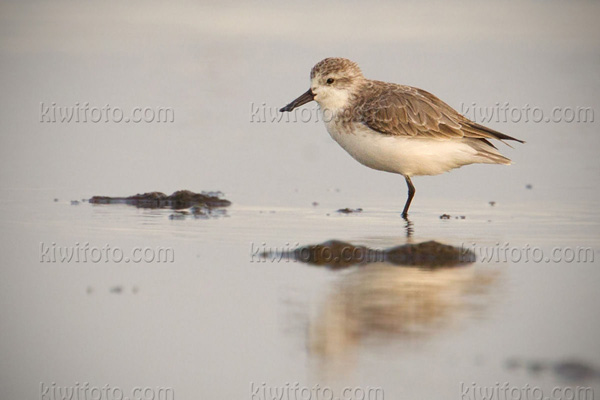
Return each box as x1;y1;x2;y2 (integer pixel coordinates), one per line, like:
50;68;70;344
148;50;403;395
356;81;523;144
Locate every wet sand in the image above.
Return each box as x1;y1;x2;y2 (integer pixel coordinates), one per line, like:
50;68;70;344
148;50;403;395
1;193;599;398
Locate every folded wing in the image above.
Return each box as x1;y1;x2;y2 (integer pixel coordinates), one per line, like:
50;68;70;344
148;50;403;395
358;82;524;146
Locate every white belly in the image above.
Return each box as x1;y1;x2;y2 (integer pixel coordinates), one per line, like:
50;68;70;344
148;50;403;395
325;122;483;177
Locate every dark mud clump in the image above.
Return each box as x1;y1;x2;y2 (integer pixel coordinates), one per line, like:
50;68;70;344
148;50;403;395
553;360;599;381
386;241;475;267
263;240;475;269
292;240;371;269
439;214;466;220
337;207;363;214
89;190;231;210
505;358;600;382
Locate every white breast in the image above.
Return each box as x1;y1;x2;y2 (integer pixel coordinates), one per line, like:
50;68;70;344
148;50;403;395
324;120;484;177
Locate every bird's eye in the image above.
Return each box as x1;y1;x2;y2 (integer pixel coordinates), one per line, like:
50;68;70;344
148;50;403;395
326;78;335;85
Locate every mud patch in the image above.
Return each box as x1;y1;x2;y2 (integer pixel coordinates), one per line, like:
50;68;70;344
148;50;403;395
89;190;231;209
386;241;475;267
337;208;363;214
263;240;475;269
505;358;599;382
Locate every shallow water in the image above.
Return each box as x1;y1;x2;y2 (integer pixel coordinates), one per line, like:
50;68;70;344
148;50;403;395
1;1;600;399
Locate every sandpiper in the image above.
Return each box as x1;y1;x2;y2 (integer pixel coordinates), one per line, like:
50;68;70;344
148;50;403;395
280;57;523;218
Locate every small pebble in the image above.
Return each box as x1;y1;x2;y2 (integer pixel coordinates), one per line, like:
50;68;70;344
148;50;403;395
527;361;545;374
109;286;123;294
505;358;521;370
337;208;363;214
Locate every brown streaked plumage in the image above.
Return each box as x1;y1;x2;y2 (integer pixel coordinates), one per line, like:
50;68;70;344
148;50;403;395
280;57;524;218
356;83;522;143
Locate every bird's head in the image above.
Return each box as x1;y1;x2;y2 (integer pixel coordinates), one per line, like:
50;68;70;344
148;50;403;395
280;58;365;113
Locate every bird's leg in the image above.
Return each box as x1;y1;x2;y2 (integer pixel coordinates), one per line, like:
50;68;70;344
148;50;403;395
401;176;415;218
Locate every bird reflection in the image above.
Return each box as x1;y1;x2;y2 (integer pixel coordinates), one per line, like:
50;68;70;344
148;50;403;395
307;263;498;364
403;216;414;238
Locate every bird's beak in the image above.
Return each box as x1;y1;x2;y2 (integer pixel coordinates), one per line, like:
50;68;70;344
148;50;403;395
279;89;315;112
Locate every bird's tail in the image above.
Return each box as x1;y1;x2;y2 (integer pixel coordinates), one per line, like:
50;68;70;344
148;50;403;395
467;138;512;165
